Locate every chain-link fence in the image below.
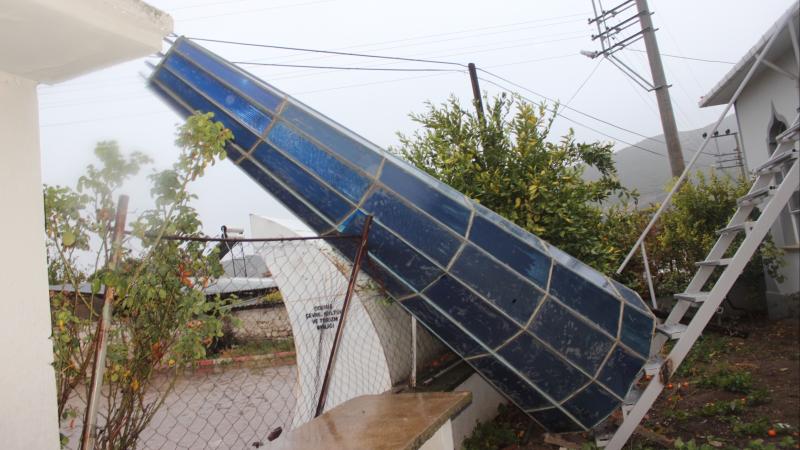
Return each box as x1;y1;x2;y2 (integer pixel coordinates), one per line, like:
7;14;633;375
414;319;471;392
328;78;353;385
57;232;446;449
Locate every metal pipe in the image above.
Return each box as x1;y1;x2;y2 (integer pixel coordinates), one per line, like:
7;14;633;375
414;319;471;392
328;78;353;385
640;243;658;310
410;316;418;389
136;232;360;243
80;195;129;450
616;19;788;275
314;215;373;417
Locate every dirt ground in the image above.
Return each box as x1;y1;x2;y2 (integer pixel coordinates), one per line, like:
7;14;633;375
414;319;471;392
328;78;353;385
463;316;800;450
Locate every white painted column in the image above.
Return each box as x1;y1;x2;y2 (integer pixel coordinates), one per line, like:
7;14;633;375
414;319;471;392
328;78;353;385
0;71;61;450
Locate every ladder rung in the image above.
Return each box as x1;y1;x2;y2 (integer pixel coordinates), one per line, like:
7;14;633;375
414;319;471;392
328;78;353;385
754;149;797;173
738;186;775;205
716;221;753;235
656;323;686;340
775;120;799;143
696;258;732;267
675;292;709;304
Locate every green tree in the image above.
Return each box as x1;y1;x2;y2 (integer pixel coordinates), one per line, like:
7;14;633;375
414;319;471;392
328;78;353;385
394;94;630;273
46;112;233;449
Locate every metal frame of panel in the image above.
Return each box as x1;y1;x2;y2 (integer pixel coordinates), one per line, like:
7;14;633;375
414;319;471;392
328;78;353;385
148;37;655;432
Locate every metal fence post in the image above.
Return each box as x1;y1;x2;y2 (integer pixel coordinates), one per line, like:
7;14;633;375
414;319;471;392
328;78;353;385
314;216;373;417
80;195;129;450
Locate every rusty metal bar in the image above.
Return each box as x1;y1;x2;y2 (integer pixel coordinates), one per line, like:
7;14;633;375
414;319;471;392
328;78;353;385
133;232;360;243
315;215;373;417
80;195;129;450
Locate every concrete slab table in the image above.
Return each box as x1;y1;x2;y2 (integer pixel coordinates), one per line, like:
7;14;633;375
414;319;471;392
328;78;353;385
271;392;472;450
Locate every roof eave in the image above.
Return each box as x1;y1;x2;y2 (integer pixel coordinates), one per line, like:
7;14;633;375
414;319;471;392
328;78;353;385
699;3;799;108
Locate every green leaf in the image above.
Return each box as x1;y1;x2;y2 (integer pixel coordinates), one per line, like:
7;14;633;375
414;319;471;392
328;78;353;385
62;230;76;247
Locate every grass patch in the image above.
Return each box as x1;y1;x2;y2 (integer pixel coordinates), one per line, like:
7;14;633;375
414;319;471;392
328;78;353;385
676;334;732;377
698;366;753;393
697;398;747;417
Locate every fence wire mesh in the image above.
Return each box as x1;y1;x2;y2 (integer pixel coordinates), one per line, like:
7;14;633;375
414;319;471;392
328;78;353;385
56;234;445;449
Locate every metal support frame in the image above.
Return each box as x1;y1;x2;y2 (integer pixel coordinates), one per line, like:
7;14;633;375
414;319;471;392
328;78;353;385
80;195;129;450
410;316;418;388
315;215;373;417
639;244;658;310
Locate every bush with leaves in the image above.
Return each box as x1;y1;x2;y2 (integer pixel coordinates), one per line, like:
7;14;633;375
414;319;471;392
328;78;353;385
394;93;630;273
606;171;782;302
46;112;233;449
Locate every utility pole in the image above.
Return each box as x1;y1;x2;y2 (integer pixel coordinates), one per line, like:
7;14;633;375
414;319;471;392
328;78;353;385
586;0;686;178
467;63;485;125
634;0;685;177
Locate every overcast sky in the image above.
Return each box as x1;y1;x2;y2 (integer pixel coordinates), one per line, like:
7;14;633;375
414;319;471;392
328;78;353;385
37;0;796;236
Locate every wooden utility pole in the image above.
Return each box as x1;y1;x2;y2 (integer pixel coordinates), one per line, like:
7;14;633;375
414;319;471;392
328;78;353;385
467;63;486;125
634;0;686;177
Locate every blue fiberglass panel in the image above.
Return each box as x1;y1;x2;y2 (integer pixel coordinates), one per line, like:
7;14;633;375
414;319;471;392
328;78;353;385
174;39;283;114
149;37;656;432
164;53;271;135
451;244;543;324
528;298;614;374
281;103;383;176
268;121;370;203
470;356;549;410
379;159;471;235
153;69;260;150
361;187;461;266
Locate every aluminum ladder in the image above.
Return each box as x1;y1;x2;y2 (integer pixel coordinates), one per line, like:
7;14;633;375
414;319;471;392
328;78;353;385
598;117;800;449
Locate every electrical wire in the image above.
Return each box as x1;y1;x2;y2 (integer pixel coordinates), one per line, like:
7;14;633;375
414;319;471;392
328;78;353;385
565;59;602;107
478;74;713;166
232;61;463;72
230;18;588;66
624;48;735;65
476;76;668;158
186;37;467;67
478;67;666;145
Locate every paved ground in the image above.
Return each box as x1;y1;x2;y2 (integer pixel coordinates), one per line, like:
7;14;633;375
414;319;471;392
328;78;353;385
62;363;297;449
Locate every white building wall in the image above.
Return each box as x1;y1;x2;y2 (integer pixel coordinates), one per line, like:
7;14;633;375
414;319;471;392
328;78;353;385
735;51;798;171
733;50;799;313
0;70;61;449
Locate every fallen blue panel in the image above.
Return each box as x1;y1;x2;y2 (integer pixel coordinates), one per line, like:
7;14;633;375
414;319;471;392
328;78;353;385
149;37;655;431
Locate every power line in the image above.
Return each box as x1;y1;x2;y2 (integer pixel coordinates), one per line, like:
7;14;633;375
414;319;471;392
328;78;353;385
477;67;666;145
565;59;602;107
477;76;667;158
232;18;588;66
232;61;463;72
624;48;735;64
186;37;466;67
